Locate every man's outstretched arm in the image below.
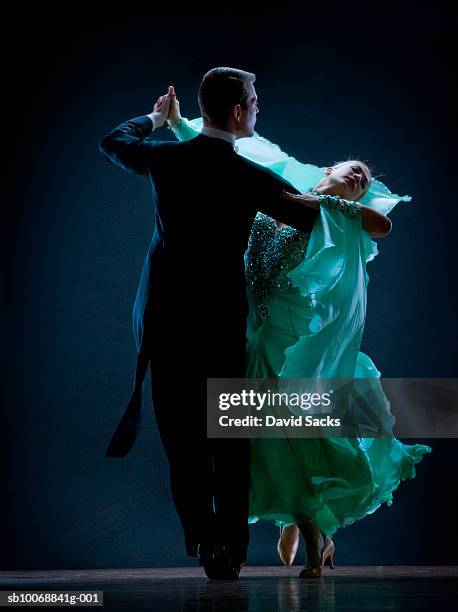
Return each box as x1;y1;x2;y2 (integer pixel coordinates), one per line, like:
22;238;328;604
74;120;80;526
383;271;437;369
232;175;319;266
99;92;172;176
246;162;318;234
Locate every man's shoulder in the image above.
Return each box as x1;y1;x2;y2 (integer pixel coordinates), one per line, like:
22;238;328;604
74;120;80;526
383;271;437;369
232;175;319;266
153;137;202;152
144;139;186;159
235;153;296;190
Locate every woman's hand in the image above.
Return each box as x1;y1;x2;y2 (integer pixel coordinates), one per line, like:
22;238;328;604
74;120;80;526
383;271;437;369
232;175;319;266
281;190;320;210
166;85;182;127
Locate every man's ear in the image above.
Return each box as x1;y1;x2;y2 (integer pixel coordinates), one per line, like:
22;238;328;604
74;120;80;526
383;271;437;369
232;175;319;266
233;104;242;122
324;166;333;176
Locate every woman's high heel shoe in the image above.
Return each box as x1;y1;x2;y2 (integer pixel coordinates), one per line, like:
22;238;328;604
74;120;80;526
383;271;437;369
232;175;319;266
277;524;300;566
299;532;335;578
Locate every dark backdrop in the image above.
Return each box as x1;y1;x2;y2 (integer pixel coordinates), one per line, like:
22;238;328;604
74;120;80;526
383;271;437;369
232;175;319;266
3;13;457;569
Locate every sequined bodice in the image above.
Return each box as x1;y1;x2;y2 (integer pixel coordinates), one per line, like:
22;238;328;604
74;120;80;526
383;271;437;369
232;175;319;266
246;213;310;321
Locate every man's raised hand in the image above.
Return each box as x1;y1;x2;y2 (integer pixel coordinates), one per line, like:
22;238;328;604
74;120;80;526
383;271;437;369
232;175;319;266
149;93;172;129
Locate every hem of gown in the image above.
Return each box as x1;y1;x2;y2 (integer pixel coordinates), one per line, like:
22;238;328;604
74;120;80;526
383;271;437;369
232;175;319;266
248;444;432;536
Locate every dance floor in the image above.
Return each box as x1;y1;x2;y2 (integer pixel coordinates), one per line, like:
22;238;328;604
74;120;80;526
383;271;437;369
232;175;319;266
1;566;457;610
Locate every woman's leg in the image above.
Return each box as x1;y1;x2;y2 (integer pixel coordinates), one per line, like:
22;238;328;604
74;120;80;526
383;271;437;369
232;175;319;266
277;524;300;566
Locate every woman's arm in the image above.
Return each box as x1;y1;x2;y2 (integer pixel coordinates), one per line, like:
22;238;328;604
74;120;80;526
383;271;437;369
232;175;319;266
166;88;200;142
359;206;392;237
281;191;392;238
168;117;201;142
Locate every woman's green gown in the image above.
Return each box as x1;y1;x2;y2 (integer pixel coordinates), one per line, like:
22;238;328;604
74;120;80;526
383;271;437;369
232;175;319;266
171;118;431;537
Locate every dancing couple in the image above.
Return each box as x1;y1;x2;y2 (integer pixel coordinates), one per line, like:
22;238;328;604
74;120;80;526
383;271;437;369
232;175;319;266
100;67;431;579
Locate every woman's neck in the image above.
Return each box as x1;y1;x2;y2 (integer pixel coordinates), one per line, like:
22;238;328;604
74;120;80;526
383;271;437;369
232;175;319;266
312;184;335;196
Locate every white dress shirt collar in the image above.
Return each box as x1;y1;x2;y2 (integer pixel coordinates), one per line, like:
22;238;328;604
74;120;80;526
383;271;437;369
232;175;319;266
200;126;237;150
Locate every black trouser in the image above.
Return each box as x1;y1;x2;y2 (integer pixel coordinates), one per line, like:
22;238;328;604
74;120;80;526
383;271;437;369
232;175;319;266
149;335;250;563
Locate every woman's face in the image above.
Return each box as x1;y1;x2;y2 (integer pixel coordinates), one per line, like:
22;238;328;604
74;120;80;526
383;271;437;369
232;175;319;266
324;162;371;200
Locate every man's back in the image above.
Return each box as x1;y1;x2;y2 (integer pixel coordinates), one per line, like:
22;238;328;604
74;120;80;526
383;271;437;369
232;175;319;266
143;134;260;293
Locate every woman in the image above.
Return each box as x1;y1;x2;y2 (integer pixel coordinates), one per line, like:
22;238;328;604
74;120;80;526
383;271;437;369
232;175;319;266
166;108;432;577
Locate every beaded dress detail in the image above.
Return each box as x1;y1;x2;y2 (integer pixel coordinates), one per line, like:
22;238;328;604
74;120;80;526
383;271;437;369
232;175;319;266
246;213;310;321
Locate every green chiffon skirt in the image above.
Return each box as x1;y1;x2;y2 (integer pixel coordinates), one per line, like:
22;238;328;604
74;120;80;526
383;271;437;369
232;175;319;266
247;289;432;536
249;435;430;536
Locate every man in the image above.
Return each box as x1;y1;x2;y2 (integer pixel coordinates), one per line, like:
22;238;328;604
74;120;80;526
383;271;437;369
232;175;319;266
99;67;318;579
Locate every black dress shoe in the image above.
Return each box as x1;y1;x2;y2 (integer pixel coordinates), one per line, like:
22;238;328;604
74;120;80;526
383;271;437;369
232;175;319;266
198;544;242;580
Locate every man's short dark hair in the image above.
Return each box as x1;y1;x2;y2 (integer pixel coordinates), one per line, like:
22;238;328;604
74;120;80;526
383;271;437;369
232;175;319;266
198;67;256;127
